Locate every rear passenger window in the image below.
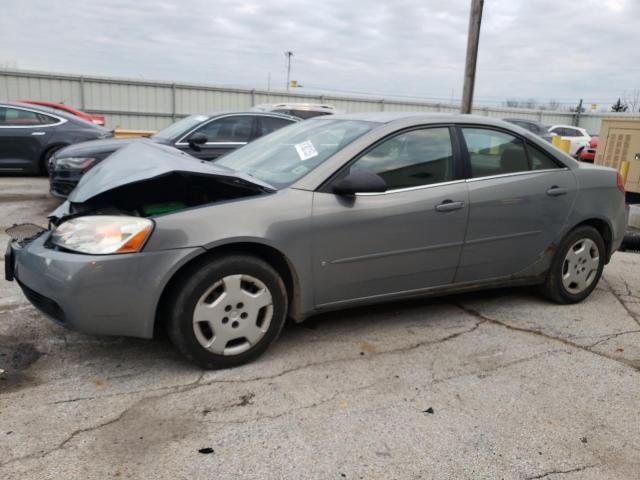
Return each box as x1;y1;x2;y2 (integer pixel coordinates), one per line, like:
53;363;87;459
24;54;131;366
349;127;454;189
0;107;58;126
527;145;559;170
462;128;528;178
257;116;292;137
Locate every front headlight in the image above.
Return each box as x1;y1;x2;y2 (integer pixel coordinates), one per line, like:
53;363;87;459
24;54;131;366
51;216;154;254
55;157;97;171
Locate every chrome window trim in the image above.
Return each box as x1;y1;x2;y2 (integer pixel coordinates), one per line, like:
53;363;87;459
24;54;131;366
175;112;291;146
465;167;568;183
355;179;466;196
0;104;66;129
175;141;248;147
353;168;567;196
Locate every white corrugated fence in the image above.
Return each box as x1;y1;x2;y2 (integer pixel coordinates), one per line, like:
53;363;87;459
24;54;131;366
2;68;639;133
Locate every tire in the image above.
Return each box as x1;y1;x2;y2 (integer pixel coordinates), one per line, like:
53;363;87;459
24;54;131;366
574;147;584;159
540;226;605;304
40;145;64;176
166;255;288;369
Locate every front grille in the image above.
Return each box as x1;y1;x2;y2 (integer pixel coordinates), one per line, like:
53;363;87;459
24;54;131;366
18;280;66;324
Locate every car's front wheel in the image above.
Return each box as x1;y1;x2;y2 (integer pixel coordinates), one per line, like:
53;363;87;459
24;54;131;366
540;226;605;304
166;255;288;369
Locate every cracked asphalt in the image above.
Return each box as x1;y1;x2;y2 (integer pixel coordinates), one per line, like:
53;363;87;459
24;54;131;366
1;178;639;479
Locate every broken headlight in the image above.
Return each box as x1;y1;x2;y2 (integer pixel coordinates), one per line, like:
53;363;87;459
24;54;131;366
54;157;97;171
51;216;153;254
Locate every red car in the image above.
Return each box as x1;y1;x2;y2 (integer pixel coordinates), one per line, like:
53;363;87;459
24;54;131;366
17;100;105;126
579;136;598;162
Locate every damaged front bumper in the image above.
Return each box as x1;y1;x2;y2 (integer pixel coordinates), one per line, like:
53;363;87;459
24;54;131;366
6;230;204;339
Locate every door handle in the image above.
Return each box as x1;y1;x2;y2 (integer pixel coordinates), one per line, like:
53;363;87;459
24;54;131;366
546;186;567;197
435;200;465;212
31;131;46;136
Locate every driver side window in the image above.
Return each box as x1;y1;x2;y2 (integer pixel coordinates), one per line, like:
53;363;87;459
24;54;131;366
348;127;455;190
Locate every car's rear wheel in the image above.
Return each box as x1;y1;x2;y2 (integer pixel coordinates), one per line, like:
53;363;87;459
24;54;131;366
166;255;288;369
41;145;64;176
574;146;584;159
540;226;605;304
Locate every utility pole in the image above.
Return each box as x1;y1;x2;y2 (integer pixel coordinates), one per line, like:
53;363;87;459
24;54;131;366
461;0;484;114
285;51;294;92
575;98;583;127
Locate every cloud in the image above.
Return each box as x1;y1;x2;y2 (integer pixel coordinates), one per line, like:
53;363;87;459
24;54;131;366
0;0;637;106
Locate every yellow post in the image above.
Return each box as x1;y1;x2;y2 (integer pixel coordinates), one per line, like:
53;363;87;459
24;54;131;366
560;138;571;154
551;135;561;147
114;129;155;138
620;160;630;184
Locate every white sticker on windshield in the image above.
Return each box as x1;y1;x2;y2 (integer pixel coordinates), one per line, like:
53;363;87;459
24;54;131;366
294;140;318;161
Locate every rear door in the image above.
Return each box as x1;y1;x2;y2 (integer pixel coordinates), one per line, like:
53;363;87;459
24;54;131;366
454;126;577;283
311;126;469;306
177;115;256;160
0;106;59;172
255;116;295;140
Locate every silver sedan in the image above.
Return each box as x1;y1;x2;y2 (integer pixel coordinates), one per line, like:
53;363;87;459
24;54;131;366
7;113;628;368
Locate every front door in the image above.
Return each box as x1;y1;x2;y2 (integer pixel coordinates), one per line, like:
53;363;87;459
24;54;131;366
177;115;256;161
311;126;469;307
454;127;577;283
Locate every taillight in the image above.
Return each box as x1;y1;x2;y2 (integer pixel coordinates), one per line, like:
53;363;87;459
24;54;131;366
617;172;625;193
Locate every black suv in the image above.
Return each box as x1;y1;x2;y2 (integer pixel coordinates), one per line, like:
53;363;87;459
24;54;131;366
50;111;298;198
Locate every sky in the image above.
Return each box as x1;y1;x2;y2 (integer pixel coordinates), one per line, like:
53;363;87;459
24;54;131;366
1;0;638;107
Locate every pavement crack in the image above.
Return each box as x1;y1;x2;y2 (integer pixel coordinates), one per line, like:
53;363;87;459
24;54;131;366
602;277;640;328
2;322;484;468
586;329;640;348
433;349;566;384
206;378;387;426
525;463;599;479
454;303;639;372
0;371;206;468
198;319;484;387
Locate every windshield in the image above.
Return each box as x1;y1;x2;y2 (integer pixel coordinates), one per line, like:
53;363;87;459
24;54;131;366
216;119;375;188
151;114;209;142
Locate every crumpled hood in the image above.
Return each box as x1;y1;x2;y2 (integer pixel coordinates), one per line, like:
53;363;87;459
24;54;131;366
55;136;156;159
50;142;275;222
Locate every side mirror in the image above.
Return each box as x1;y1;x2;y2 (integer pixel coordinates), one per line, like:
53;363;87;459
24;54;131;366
188;133;208;151
332;170;387;196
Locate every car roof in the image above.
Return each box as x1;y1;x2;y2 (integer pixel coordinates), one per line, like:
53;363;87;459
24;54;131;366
18;99;85;115
314;111;520;127
253;103;336;112
202;111;300;122
503;118;540;124
550;124;583;129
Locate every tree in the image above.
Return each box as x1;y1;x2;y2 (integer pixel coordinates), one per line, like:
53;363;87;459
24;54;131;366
622;89;640;112
546;99;561;111
611;98;628;112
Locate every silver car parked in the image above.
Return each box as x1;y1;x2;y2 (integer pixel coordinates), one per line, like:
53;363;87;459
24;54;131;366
6;113;627;368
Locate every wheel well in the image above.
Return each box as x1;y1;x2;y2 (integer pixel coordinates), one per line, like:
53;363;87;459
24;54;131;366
575;218;613;261
40;143;67;172
154;243;301;337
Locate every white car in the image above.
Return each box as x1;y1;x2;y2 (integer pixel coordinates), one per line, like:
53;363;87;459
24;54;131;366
548;125;591;156
251;103;341;119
